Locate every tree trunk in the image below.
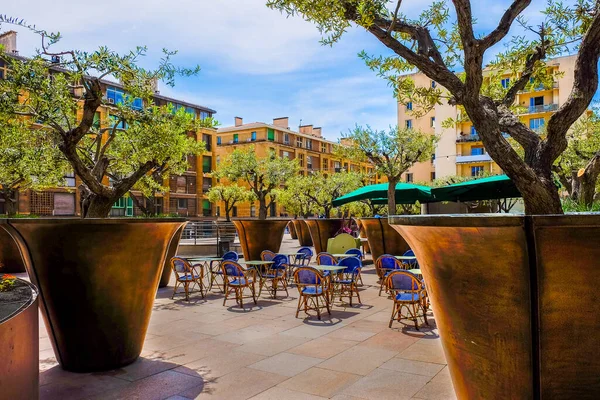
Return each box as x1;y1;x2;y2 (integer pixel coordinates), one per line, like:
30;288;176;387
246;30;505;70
258;197;267;220
81;191;117;218
324;207;331;219
1;189;17;216
387;178;398;215
129;192;152;217
519;176;563;215
225;199;231;222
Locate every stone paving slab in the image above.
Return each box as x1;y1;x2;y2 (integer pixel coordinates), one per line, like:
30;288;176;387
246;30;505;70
23;234;456;399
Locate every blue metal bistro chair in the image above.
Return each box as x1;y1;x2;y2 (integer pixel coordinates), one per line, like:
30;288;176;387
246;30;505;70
334;256;362;306
170;257;204;301
294;267;331;320
387;270;428;329
344;248;364;285
376;254;403;296
209;251;238;292
221;260;257;309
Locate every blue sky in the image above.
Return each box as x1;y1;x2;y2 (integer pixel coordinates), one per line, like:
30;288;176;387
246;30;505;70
4;0;588;141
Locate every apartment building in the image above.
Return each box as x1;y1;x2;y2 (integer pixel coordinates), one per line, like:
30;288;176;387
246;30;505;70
0;30;218;218
398;55;579;180
215;117;381;217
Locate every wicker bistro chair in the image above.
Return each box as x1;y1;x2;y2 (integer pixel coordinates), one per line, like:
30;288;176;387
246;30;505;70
386;270;428;329
333;256;362;306
294;267;331;320
258;254;289;299
170;257;205;301
260;250;276;262
316;252;337;266
376;255;404;296
400;249;418;269
221;260;257;309
209;251;239;292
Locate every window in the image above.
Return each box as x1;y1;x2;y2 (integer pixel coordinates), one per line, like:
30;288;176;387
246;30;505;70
200;111;210;120
282;151;290;159
322;159;328;171
471;166;484;176
63;172;76;187
530;96;544;107
298;154;305;167
470;126;477;136
529;118;545;130
501;78;510;89
431;81;437;88
203;134;212;151
217;136;222;145
177;198;187;209
232;206;238;217
251;131;257;141
334;161;341;172
216;156;220;165
307;156;313;170
405;120;412;129
216;206;220;217
321;143;327;153
431;172;436;180
430;117;435;128
471;147;485;155
250;205;256;217
270;202;276;217
202;199;211;217
305;138;312;150
406;102;413;111
267;128;275;141
202;156;212;173
296;137;303;147
109;114;126;130
405;173;414;183
106;86;142;110
233;134;239;143
284;133;290;145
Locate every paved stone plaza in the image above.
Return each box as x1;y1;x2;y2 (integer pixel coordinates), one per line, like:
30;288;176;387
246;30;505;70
29;234;456;400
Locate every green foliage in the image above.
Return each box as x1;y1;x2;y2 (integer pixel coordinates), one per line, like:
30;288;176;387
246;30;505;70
561;197;600;213
214;146;298;219
207;184;255;221
302;171;364;217
0;19;214;217
273;176;314;217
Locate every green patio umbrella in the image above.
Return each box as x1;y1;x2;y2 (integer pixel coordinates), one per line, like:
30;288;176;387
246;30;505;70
332;182;433;207
431;174;521;202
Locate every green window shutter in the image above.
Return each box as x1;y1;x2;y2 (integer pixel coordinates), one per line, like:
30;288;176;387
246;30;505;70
203;156;212;173
267;128;275;141
126;197;134;216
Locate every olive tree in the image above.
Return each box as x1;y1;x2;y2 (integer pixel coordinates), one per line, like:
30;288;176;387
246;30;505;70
214;146;298;219
334;126;437;214
303;171;364;218
207;184;255;221
0;18;212;217
0;113;67;215
273;176;315;218
267;0;600;214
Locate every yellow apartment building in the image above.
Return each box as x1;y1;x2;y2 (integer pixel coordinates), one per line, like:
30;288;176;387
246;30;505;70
0;30;218;218
398;55;580;180
215;117;381;217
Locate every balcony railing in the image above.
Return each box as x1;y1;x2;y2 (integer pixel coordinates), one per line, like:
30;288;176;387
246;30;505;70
456;154;493;164
456;134;481;143
520;103;558;115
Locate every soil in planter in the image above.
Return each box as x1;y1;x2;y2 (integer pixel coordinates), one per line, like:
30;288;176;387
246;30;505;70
0;274;33;323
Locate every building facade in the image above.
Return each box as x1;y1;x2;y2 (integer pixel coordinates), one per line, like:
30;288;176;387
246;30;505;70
398;55;579;180
215;117;381;217
0;30;218;218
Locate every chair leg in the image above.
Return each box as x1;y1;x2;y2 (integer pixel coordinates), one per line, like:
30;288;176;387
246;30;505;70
315;296;321;320
389;302;397;328
325;295;331;315
223;283;229;306
251;283;257;305
172;281;179;299
296;295;303;318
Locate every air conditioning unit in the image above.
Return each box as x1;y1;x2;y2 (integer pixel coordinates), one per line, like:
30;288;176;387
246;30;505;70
107;98;115;104
228;140;233;144
247;138;252;142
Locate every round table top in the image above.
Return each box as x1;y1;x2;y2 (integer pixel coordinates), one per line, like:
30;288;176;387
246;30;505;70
277;252;302;256
187;257;223;261
408;268;422;275
331;254;355;258
395;256;417;260
313;265;346;272
240;260;274;265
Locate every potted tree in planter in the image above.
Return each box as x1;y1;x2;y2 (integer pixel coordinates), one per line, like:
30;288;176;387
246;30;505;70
0;274;39;399
207;184;255;247
273;177;315;246
270;1;600;398
302;171;363;254
333;126;436;261
215;146;297;259
0;20;212;372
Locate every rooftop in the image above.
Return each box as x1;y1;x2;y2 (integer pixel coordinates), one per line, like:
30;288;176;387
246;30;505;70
28;234;454;400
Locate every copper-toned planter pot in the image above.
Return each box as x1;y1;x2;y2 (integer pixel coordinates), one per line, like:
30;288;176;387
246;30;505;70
359;218;410;269
390;214;600;399
305;219;344;254
233;219;289;261
292;219;313;246
0;276;39;400
288;221;298;239
0;226;26;273
159;224;186;288
0;218;185;372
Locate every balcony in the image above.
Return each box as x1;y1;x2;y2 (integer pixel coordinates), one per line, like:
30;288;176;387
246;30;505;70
456;134;481;143
456;154;493;164
519;103;558;115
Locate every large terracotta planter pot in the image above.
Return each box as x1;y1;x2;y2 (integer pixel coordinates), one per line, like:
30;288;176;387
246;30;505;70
233;219;289;261
359;217;410;267
390;214;600;399
0;275;39;400
305;219;344;254
0;227;26;273
292;219;313;246
288;221;298;239
159;224;186;288
0;218;185;372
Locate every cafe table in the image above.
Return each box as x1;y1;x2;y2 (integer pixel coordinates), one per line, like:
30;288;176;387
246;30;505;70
186;256;224;284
